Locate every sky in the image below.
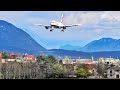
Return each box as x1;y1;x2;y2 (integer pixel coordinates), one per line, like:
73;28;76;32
1;11;120;49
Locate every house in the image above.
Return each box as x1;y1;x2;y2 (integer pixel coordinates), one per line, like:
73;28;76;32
0;52;4;59
63;56;73;64
25;55;36;60
98;58;120;66
76;59;94;64
87;65;94;73
0;59;6;63
103;66;120;78
86;64;99;78
16;56;23;60
7;59;20;62
93;61;98;64
10;53;18;59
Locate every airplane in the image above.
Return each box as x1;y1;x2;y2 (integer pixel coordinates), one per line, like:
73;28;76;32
35;14;82;32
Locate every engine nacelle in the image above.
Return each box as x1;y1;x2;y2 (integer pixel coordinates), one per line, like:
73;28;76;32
45;26;49;29
63;26;66;29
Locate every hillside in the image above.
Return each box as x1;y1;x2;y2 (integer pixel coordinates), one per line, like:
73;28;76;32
79;38;120;52
0;20;46;54
45;49;120;60
59;44;81;51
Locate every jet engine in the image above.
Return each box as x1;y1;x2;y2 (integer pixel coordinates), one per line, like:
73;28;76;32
45;26;49;29
63;26;66;29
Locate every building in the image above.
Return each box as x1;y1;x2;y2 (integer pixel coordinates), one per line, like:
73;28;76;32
25;55;36;61
76;59;93;64
103;66;120;78
0;52;4;59
10;53;18;58
62;56;95;65
98;58;120;66
0;59;6;63
62;56;73;64
75;56;94;65
87;65;94;73
7;59;21;62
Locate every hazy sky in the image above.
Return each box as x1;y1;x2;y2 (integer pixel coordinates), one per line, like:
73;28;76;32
0;11;120;49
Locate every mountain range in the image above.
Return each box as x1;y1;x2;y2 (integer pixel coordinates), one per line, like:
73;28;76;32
60;38;120;52
1;20;120;59
59;44;81;51
0;20;46;55
80;38;120;52
45;49;120;60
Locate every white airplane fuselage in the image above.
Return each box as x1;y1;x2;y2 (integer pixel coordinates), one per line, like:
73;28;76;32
36;14;80;32
50;20;64;29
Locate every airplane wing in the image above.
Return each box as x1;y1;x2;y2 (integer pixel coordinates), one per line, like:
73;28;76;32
65;24;82;27
35;24;51;29
34;24;50;27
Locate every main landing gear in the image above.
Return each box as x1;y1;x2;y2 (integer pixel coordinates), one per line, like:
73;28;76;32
50;30;53;32
61;29;64;32
50;26;54;32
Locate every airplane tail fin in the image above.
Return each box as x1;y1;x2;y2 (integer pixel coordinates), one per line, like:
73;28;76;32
60;14;63;23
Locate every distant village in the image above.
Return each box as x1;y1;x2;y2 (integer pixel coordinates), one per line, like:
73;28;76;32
0;51;120;79
0;52;37;63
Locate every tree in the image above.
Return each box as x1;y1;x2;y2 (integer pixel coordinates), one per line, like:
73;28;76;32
59;59;63;65
74;66;77;71
76;68;87;78
0;61;45;79
64;64;75;78
0;72;4;79
97;63;105;77
36;55;57;78
36;55;57;64
47;55;57;64
63;65;66;70
36;55;46;64
1;52;9;59
48;63;64;78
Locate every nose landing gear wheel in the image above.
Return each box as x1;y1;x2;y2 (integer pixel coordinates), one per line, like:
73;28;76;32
50;30;53;32
61;30;64;32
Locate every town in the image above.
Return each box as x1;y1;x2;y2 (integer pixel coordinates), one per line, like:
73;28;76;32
0;51;120;79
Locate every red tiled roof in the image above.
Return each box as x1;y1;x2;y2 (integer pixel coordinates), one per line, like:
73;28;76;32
10;53;18;56
26;55;35;60
87;66;94;70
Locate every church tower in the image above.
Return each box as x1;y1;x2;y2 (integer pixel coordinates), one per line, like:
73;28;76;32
92;56;94;61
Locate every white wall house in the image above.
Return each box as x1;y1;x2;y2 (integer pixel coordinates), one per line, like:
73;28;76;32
98;58;120;66
106;66;120;78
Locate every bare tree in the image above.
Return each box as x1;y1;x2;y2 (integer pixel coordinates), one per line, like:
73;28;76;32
0;61;45;79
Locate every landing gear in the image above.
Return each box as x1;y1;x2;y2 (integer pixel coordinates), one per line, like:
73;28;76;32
50;30;53;32
61;29;64;32
50;26;54;32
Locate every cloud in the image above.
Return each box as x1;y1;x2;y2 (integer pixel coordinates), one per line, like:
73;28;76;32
0;11;30;23
1;11;120;49
63;11;103;25
101;11;120;21
25;11;120;48
94;29;105;34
